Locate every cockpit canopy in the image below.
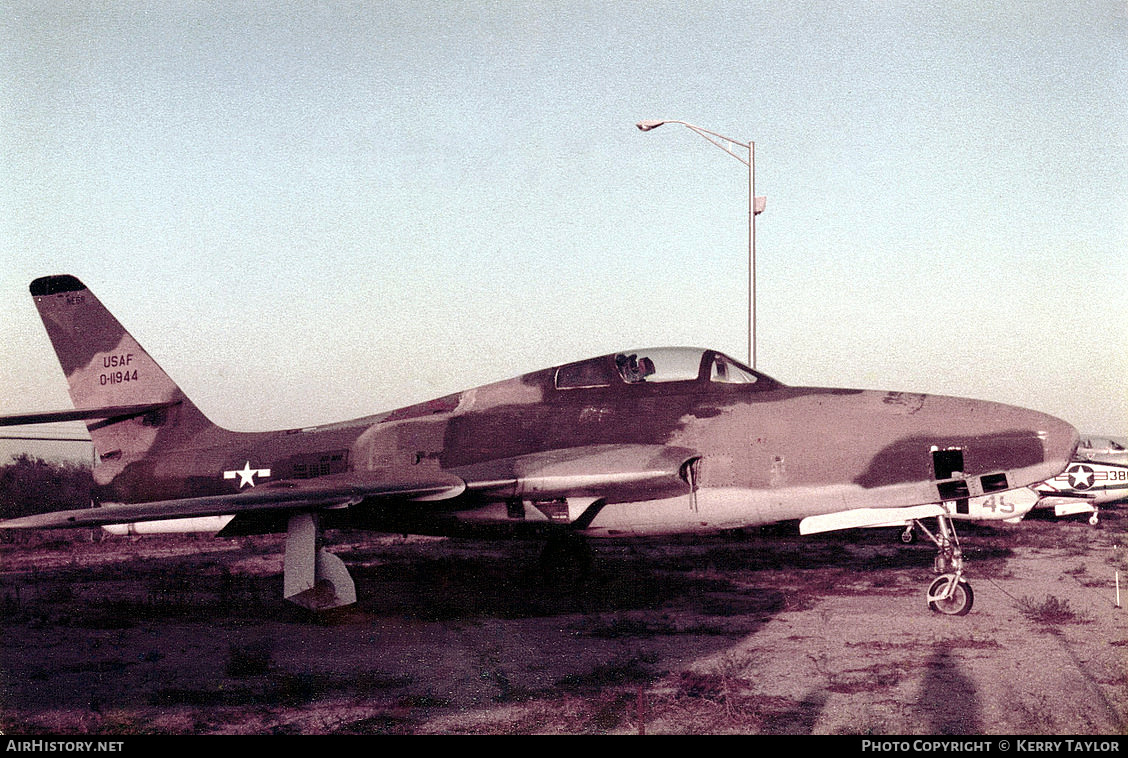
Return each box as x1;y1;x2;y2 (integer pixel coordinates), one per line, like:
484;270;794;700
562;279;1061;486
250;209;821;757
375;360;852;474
554;347;772;390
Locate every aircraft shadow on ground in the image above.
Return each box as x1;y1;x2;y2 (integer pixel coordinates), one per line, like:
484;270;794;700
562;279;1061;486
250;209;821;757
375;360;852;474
333;524;1018;622
1;523;1019;629
341;539;791;623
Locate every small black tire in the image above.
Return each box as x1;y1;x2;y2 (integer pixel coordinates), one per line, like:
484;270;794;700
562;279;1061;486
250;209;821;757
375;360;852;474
927;575;974;616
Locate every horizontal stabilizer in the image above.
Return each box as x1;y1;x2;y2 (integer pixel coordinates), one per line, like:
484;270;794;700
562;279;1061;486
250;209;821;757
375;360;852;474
0;402;181;427
0;470;466;530
800;504;946;535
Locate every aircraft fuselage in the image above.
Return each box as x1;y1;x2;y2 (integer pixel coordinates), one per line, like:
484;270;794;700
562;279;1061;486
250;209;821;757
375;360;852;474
93;347;1077;538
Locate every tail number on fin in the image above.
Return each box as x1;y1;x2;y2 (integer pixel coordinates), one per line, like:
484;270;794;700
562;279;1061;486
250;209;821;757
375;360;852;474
101;370;139;385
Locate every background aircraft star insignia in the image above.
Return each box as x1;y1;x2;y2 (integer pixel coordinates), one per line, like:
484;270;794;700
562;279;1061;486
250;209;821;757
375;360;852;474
1066;464;1095;490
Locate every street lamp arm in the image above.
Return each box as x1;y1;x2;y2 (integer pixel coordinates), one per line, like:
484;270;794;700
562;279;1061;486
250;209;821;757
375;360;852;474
635;120;751;166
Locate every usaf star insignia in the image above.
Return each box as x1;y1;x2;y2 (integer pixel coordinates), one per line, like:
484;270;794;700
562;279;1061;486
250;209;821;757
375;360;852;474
223;461;271;488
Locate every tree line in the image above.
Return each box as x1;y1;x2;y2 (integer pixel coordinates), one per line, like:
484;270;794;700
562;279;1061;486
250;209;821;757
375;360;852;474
0;454;93;520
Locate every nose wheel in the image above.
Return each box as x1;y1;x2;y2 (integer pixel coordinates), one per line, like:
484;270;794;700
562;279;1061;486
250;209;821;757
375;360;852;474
927;574;974;616
912;511;975;616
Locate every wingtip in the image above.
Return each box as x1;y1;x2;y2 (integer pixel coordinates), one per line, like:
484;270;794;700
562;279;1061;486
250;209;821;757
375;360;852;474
30;275;86;297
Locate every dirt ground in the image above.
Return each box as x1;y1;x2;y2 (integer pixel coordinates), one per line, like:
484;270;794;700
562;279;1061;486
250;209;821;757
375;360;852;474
1;507;1125;735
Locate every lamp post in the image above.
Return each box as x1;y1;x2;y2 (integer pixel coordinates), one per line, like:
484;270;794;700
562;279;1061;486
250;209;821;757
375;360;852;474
636;120;765;369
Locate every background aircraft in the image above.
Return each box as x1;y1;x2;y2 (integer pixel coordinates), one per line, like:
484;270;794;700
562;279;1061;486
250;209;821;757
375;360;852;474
0;276;1078;616
1074;435;1128;466
1032;459;1128;525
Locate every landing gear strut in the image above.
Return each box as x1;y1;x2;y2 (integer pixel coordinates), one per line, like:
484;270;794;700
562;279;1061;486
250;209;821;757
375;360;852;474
911;512;974;616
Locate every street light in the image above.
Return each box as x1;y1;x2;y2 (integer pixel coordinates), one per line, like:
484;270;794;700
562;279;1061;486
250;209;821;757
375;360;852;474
636;120;765;369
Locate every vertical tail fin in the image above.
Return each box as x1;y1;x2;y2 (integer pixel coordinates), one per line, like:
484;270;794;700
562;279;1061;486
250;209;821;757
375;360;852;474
29;275;223;485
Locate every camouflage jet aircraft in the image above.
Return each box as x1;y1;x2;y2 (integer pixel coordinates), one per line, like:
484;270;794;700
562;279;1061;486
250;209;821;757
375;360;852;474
0;275;1078;615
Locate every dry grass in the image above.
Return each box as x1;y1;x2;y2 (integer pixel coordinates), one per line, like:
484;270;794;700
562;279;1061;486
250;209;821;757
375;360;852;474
1016;594;1087;626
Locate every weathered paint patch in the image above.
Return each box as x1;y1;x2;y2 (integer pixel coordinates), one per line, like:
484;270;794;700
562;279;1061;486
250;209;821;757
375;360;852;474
882;392;926;414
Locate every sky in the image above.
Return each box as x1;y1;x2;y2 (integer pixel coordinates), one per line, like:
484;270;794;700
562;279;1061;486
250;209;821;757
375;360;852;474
1;1;1125;459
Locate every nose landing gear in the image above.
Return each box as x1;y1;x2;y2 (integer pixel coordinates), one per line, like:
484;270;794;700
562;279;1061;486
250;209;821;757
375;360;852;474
911;512;974;616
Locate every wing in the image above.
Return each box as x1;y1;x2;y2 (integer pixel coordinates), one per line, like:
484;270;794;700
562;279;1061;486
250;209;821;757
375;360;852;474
799;504;946;535
0;468;466;530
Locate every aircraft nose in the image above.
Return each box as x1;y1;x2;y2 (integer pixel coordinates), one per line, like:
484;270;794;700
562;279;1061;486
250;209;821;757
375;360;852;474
931;396;1079;488
852;392;1079;497
1038;410;1080;474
